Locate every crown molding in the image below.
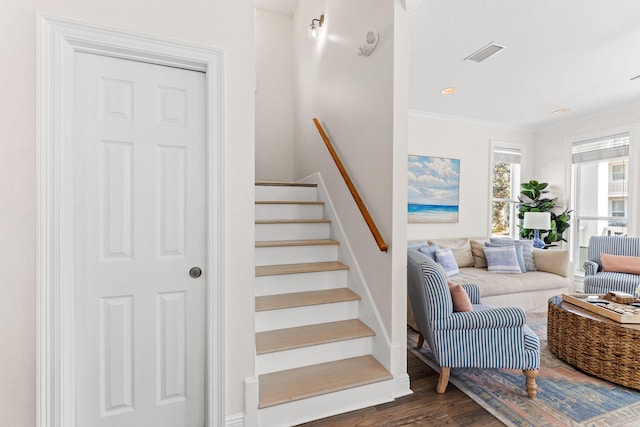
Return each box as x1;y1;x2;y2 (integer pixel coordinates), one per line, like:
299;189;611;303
408;109;535;133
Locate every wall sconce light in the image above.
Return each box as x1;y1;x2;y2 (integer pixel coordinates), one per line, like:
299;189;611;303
356;31;379;57
307;14;324;40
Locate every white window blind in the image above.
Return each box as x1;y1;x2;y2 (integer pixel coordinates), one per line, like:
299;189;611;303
494;148;521;164
572;133;629;164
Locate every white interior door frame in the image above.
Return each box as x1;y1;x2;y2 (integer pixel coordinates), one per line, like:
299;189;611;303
36;15;226;427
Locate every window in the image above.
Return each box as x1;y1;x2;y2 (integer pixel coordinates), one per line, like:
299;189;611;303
612;164;626;181
609;199;626;228
491;145;522;238
572;133;630;272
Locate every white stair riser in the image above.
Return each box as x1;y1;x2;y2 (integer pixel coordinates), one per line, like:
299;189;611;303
255;203;324;220
255;222;330;241
255;301;358;332
255;186;318;202
257;337;373;375
255;244;338;266
255;270;348;296
258;379;394;427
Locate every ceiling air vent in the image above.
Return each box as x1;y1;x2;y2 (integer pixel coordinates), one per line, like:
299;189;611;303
464;42;507;63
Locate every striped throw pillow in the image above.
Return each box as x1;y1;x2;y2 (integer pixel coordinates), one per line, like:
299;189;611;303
484;246;522;274
435;248;460;277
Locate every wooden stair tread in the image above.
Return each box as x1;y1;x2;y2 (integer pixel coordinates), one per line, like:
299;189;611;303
256;319;375;354
256;181;317;187
258;355;392;408
255;219;330;224
256;261;348;277
255;200;324;205
255;288;359;311
255;239;339;248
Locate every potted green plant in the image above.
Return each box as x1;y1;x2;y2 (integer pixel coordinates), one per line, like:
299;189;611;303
517;180;571;247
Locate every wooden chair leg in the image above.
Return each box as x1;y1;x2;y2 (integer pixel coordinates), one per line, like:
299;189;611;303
436;367;450;393
523;369;538;398
416;333;424;350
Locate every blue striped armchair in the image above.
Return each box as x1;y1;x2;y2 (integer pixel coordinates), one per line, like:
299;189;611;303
407;249;539;398
583;236;640;296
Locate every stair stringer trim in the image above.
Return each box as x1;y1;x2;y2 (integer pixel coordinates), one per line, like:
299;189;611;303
299;173;411;400
298;173;393;367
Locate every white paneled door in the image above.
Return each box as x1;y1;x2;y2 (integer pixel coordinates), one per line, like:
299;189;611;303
74;53;206;427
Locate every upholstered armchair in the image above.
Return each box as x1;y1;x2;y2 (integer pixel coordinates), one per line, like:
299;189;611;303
407;249;539;398
583;236;640;296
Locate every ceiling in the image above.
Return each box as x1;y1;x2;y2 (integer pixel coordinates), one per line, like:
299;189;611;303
256;0;640;130
255;0;298;16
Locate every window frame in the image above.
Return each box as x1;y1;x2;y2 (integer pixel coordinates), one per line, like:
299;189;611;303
489;140;528;239
566;125;640;278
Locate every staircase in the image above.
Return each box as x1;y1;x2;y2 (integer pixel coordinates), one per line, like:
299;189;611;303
254;181;393;426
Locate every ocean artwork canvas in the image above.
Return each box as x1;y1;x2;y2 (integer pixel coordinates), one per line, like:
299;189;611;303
408;155;460;223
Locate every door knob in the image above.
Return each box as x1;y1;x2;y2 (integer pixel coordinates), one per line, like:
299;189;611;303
189;267;202;278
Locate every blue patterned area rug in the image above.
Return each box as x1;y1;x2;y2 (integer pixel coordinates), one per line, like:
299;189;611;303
408;313;640;427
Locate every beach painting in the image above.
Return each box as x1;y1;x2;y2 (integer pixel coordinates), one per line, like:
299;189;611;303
408;155;460;223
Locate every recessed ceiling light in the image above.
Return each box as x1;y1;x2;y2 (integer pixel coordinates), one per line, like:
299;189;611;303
553;108;571;115
441;87;456;95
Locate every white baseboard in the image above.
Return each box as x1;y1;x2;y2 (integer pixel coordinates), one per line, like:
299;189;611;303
243;377;259;427
258;379;395;427
393;373;413;398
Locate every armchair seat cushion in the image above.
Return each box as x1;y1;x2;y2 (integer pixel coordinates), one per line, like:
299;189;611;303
584;272;640;296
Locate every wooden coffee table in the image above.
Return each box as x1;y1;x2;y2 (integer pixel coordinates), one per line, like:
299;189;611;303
548;295;640;390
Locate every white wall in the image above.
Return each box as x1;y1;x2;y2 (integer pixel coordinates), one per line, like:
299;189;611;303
255;9;295;182
1;1;255;425
407;113;535;240
292;0;395;332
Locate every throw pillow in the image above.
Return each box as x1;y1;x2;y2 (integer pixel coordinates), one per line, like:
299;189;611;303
533;249;569;277
491;238;535;271
408;241;429;251
601;253;640;275
448;281;473;312
429;238;474;267
435;248;460;277
470;239;488;268
484;246;522;274
485;241;526;273
520;239;535;271
417;244;439;261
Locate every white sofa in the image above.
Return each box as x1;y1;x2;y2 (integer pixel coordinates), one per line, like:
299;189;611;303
407;238;573;329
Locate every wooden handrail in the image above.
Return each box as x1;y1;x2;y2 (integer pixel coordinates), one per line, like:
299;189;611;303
313;118;388;252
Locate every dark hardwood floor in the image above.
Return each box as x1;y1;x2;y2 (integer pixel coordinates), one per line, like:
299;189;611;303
298;350;504;427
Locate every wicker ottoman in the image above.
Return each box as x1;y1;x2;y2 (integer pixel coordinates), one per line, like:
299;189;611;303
548;295;640;390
